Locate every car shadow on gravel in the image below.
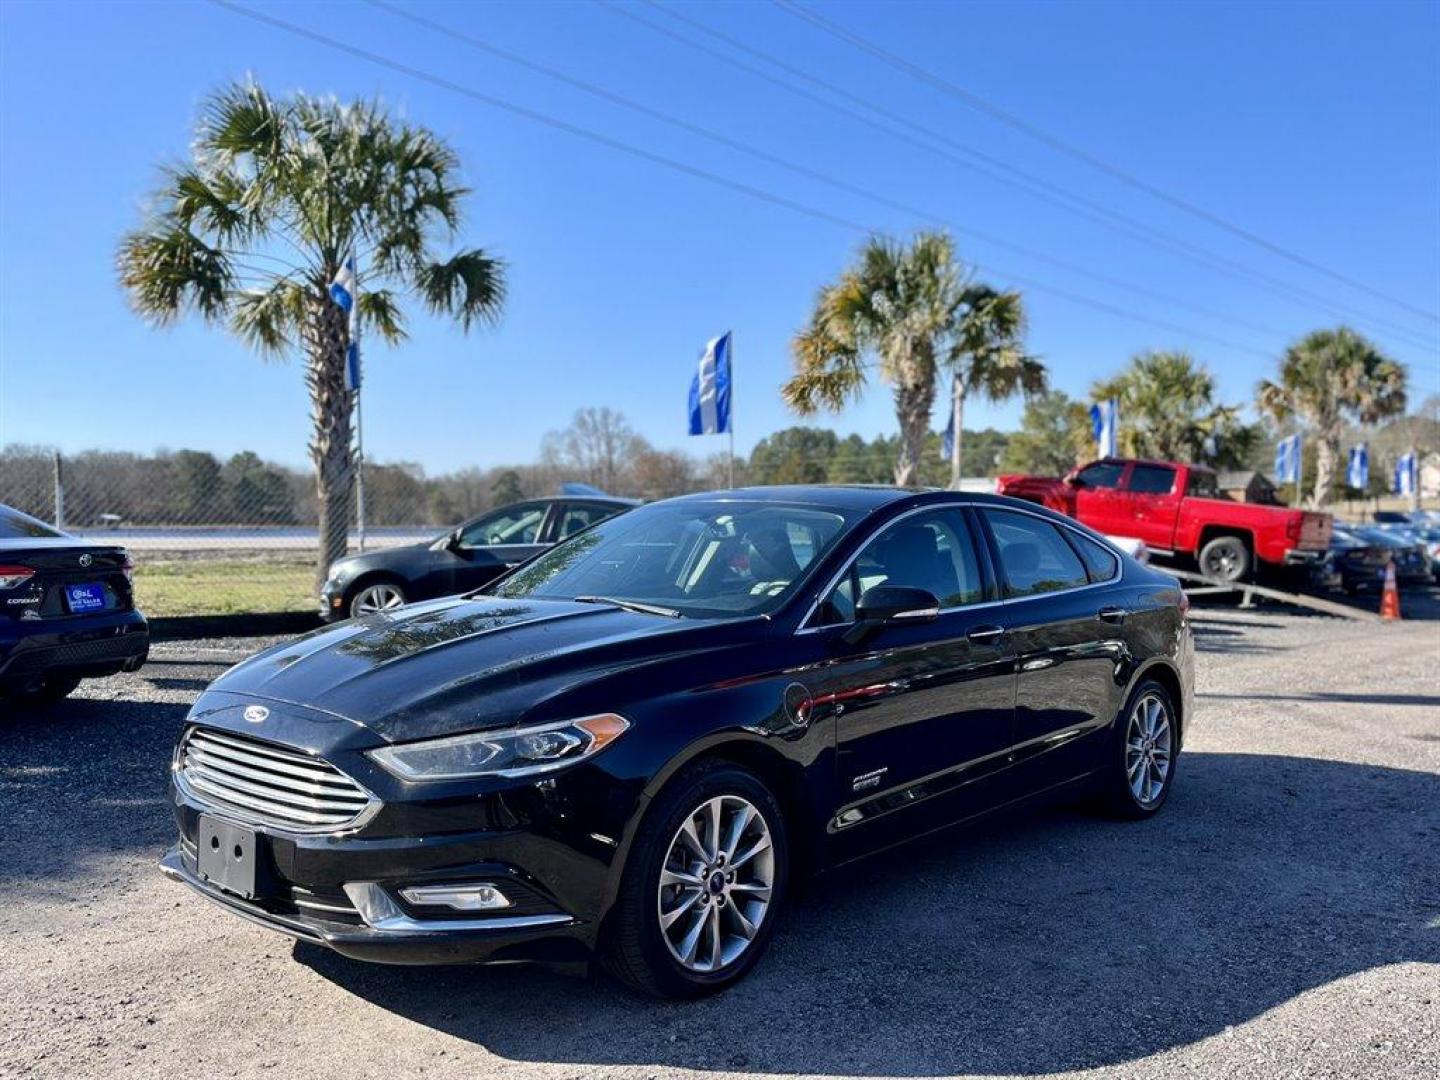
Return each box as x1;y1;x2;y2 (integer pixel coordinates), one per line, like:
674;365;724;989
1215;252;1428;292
0;696;189;886
297;751;1440;1077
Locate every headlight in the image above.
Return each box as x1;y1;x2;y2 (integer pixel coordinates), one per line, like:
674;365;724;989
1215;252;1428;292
367;714;630;781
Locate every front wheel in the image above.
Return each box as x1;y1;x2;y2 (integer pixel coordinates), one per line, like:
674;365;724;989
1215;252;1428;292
348;580;407;618
602;760;787;998
1098;679;1179;819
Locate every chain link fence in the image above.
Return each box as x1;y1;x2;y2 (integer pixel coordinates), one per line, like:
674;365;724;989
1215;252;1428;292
1;447;539;618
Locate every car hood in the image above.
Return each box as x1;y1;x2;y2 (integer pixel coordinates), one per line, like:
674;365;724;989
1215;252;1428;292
205;595;734;742
332;541;438;575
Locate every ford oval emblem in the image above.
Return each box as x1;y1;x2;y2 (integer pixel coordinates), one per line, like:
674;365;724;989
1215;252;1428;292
78;553;93;567
243;705;269;723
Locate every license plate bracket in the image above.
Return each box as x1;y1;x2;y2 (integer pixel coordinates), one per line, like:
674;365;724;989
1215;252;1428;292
197;815;264;900
64;582;107;614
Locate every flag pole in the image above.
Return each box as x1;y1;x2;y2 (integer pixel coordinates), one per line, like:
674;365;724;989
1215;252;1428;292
727;333;735;488
353;259;366;553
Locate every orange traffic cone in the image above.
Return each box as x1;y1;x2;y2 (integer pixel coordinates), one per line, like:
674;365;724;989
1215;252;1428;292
1379;559;1402;621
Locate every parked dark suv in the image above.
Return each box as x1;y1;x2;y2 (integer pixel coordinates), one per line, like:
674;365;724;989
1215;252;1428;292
0;504;149;707
165;486;1192;997
320;494;637;620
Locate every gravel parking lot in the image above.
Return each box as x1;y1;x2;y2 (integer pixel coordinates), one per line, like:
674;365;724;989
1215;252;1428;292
3;598;1437;1080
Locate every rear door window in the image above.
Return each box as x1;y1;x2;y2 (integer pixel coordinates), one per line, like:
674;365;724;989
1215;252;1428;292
1068;531;1121;582
984;510;1091;598
556;502;620;539
1128;464;1177;495
815;509;984;625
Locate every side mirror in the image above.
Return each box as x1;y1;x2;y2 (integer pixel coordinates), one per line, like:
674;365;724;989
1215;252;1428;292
445;530;464;551
842;585;939;645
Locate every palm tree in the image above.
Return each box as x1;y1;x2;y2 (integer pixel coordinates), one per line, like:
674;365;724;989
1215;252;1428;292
1256;328;1406;508
118;82;505;586
1093;350;1243;462
783;231;1043;486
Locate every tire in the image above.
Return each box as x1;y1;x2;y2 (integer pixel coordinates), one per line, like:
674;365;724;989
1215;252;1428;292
1;674;82;709
347;578;408;618
601;759;788;998
1097;678;1179;820
1198;534;1251;583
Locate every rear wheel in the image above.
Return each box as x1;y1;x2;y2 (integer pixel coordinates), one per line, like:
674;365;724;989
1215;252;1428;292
348;580;407;618
1;674;82;709
602;760;787;998
1198;534;1251;582
1098;679;1178;819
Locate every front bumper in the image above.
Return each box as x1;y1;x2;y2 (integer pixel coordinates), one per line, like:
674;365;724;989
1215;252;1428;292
159;847;586;965
162;696;642;965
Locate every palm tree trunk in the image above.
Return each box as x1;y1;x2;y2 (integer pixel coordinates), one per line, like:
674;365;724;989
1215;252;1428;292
1312;430;1339;510
304;293;355;592
893;378;936;486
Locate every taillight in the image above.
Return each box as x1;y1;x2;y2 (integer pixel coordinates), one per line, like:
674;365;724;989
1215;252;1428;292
0;565;36;589
1178;590;1190;618
121;555;135;583
1286;515;1303;541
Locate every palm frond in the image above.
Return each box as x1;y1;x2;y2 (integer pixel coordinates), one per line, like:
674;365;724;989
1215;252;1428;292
117;224;234;324
357;288;407;345
783;317;866;414
414;249;505;330
229;278;308;356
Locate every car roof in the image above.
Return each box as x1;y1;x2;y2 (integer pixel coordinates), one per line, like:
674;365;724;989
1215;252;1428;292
663;484;1081;519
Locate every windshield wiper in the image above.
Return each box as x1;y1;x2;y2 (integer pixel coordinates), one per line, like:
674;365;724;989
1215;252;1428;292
573;595;682;618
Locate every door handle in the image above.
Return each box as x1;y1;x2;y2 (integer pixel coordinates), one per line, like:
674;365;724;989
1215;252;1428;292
966;624;1006;643
1097;606;1129;624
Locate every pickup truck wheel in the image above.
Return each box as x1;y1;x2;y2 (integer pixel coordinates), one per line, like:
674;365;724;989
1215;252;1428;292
1198;535;1251;583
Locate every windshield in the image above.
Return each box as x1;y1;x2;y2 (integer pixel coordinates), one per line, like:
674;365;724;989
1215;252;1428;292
492;500;854;618
0;505;65;539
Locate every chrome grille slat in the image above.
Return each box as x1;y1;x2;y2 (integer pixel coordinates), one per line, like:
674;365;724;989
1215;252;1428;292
180;727;372;830
194;729;338;770
185;746;359;794
185;774;354;826
185;763;368;812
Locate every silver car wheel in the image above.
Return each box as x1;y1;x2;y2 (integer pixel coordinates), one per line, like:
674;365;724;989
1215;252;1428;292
1125;692;1173;806
351;582;406;617
657;794;774;973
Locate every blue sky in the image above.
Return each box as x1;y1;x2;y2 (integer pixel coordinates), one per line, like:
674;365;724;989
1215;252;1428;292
2;0;1437;474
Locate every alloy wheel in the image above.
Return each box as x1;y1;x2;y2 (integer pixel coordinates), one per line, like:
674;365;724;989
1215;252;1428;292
656;794;774;973
1125;692;1173;806
351;583;406;617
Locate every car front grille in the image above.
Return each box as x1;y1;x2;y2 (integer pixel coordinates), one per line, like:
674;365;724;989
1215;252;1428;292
179;727;373;830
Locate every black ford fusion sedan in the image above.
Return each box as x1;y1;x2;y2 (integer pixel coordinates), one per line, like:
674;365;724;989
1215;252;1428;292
162;486;1192;997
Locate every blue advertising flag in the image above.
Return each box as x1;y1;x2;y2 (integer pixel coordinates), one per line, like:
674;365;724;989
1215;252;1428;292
688;332;732;435
1274;434;1302;484
1346;443;1369;490
1394;451;1417;495
1089;399;1118;458
329;259;361;392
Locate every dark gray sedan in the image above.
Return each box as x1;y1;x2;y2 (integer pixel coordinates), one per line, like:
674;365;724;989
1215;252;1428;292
320;495;637;620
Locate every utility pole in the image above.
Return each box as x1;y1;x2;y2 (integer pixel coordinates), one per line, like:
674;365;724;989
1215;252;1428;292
948;377;963;491
52;451;64;531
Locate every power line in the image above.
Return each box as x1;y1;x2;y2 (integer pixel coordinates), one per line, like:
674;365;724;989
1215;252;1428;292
209;0;1293;361
773;0;1440;326
613;0;1436;352
368;0;1288;343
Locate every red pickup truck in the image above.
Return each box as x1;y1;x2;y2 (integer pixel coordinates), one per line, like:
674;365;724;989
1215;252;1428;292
996;458;1332;582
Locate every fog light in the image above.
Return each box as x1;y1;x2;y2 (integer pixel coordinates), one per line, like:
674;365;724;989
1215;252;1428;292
398;883;512;911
